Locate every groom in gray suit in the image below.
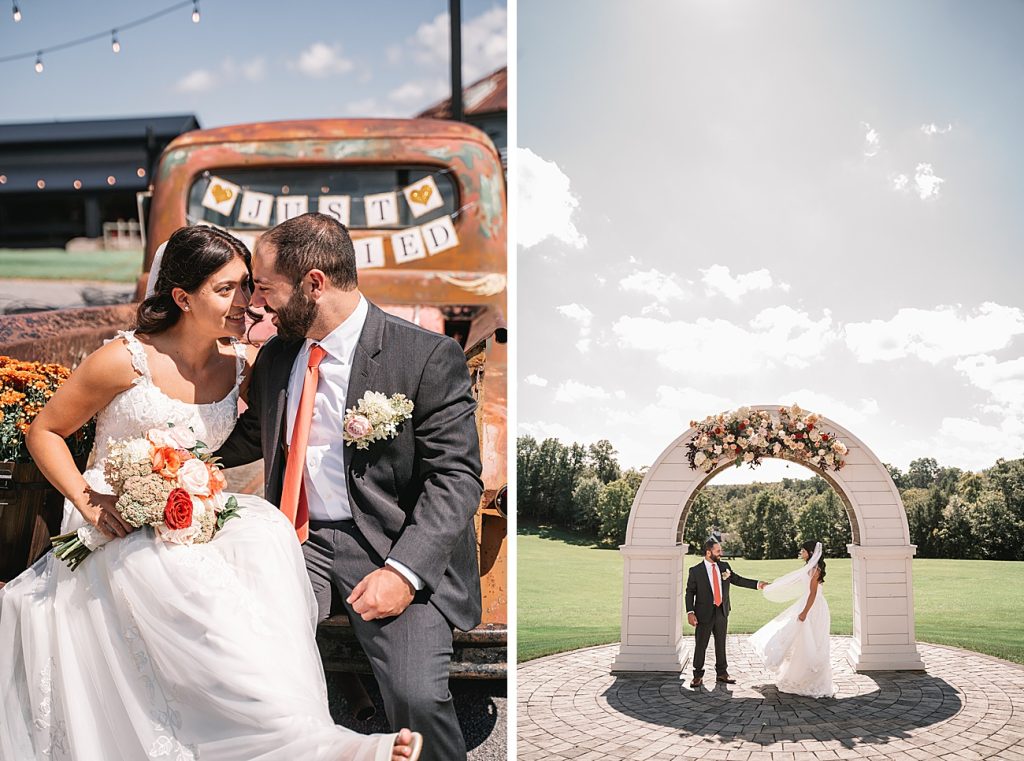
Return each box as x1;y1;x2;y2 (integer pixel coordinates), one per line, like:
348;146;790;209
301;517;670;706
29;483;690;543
217;212;483;761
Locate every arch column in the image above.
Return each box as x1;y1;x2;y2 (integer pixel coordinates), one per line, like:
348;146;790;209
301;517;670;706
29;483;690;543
611;543;690;672
847;544;925;670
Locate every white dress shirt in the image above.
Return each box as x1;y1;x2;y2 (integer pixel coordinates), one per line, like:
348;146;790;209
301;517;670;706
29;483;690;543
286;295;422;590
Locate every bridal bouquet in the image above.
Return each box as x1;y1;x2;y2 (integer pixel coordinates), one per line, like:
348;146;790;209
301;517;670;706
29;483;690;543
51;423;240;570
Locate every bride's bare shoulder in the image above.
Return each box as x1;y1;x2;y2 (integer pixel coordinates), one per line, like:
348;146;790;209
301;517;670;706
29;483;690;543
79;335;143;384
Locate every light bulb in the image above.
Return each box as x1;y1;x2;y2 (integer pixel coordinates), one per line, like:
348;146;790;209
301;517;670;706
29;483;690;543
111;31;120;53
34;53;43;73
191;1;200;23
12;3;21;22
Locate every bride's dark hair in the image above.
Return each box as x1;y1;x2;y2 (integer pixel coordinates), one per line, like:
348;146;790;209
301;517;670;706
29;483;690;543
801;539;827;583
135;226;252;335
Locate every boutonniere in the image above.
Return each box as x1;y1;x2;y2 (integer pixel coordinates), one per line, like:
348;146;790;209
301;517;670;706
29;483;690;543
343;391;414;450
721;569;732;581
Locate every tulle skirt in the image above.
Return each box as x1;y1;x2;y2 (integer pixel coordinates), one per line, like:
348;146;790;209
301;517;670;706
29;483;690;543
748;588;836;698
0;493;396;761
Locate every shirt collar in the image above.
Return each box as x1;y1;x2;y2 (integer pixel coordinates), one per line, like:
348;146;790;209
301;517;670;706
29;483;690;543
303;294;368;363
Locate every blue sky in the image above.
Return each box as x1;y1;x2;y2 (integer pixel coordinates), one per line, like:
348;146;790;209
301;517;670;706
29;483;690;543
517;0;1024;481
1;0;506;126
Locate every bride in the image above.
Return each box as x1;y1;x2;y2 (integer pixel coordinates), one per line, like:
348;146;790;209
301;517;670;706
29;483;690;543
748;540;836;698
0;226;422;761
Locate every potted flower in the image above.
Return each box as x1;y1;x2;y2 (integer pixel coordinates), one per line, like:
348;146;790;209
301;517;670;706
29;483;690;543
0;356;94;581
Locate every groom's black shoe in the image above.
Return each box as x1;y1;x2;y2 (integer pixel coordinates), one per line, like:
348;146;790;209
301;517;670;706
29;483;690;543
690;676;703;688
716;673;736;684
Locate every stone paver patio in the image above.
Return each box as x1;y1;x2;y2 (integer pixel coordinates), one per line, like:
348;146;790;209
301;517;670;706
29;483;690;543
518;637;1024;760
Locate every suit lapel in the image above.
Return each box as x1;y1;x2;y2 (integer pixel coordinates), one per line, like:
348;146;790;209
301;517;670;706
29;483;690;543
343;301;387;473
266;338;303;469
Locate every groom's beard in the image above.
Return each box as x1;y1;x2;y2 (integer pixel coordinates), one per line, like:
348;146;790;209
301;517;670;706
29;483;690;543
271;288;319;341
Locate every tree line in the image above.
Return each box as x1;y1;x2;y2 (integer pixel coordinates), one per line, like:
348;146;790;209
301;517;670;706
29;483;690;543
516;437;1024;560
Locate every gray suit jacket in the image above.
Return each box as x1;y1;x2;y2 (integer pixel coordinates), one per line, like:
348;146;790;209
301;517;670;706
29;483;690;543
216;301;484;631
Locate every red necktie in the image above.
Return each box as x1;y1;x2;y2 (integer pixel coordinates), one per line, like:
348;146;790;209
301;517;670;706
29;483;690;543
712;564;722;607
279;344;327;544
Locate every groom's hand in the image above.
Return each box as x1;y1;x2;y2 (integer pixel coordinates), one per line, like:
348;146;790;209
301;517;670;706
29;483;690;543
757;581;767;590
687;612;698;627
347;566;415;621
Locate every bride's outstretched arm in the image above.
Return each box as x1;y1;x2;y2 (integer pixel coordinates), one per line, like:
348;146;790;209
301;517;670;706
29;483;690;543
797;568;819;622
26;340;138;538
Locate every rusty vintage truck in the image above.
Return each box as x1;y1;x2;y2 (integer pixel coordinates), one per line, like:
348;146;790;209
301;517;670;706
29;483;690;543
0;118;507;677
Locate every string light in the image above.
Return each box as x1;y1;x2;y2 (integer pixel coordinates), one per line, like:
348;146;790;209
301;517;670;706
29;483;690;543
73;180;83;189
1;1;206;68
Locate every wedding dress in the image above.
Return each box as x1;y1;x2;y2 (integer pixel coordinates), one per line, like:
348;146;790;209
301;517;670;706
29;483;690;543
0;331;397;761
748;543;836;698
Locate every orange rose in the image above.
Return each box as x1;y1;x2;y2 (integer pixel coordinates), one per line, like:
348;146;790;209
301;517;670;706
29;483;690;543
152;447;184;479
207;464;227;494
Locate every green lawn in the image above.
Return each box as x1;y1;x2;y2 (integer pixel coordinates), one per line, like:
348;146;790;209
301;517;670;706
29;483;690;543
518;525;1024;665
0;249;142;282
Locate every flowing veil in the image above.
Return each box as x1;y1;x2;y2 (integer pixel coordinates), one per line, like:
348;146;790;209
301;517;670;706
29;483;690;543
762;541;822;602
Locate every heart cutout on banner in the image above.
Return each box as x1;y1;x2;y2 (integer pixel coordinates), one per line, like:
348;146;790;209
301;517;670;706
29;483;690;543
211;184;234;203
409;185;433;205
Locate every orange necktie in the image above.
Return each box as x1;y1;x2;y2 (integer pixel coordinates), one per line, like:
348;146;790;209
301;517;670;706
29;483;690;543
712;564;723;607
280;344;327;544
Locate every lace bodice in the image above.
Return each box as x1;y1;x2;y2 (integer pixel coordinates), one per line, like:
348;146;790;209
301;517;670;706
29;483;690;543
88;330;246;470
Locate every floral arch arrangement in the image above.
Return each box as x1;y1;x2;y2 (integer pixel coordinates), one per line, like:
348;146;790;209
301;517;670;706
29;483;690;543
686;404;848;474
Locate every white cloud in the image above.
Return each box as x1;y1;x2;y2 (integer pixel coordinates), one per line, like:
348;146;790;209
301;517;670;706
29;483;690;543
889;416;1024;472
862;122;880;157
701;265;777;302
388;78;448;107
774;390;880;427
845;303;1024;364
524;374;549;388
575;338;592;354
921;123;953;136
555;380;611;403
619;268;688;303
175;57;267;93
289;42;354;78
241;58;266;82
642;302;671;318
607;385;738;429
613;306;838;375
405;7;506;82
344;98;403;118
891;173;909;192
518;420;580;443
955;354;1024;415
175;69;215;93
914;163;945;200
557;303;593;332
518;147;586;250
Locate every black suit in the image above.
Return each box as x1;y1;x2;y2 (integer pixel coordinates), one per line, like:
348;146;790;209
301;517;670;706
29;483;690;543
685;559;759;679
216;300;483;761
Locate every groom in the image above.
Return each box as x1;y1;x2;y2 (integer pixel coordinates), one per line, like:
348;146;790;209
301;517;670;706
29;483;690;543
685;539;765;688
217;212;483;761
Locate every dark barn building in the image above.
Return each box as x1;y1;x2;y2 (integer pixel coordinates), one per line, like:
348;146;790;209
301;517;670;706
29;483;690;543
0;115;199;248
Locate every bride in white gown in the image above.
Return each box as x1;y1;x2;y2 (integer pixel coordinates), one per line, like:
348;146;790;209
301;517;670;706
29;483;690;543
748;540;836;698
0;227;421;761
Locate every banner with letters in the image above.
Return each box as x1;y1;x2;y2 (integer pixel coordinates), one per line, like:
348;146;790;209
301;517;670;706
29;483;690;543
198;172;462;268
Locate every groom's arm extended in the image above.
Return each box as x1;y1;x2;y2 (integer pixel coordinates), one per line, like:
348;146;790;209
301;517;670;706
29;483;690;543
214;342;267;468
388;337;484;592
727;565;762;591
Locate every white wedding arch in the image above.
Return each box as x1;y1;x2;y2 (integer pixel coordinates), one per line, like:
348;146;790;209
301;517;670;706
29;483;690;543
612;404;926;673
